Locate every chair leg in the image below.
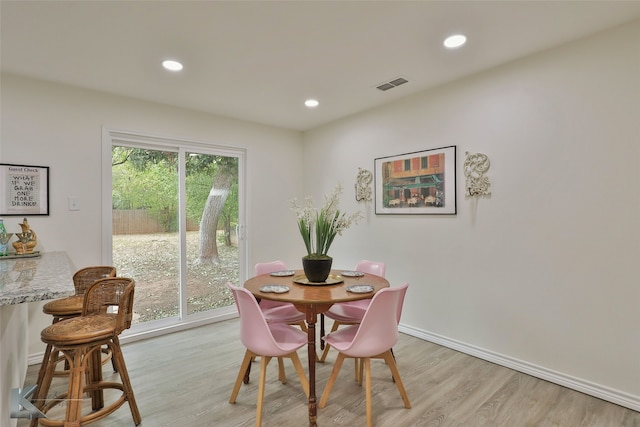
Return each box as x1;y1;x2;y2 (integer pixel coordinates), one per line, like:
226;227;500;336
230;351;254;403
110;338;142;424
318;352;345;408
297;321;308;332
289;352;309;397
389;347;396;382
277;357;286;384
30;346;60;427
364;357;373;427
87;346;104;410
356;356;394;427
102;344;117;372
64;347;88;424
256;356;272;427
318;320;341;362
320;314;325;349
33;342;54;402
318;351;410;427
319;344;330;363
243;359;252;384
382;351;411;409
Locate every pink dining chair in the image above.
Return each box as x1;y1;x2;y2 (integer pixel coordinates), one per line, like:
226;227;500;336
242;261;308;385
318;283;411;427
255;260;306;329
227;283;309;427
319;260;386;363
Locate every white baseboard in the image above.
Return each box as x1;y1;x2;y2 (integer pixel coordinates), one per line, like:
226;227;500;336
28;351;45;366
399;324;640;413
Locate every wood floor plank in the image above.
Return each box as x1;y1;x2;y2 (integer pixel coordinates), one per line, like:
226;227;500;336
19;318;640;426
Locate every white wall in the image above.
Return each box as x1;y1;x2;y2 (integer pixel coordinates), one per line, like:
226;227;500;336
0;74;305;378
303;21;640;409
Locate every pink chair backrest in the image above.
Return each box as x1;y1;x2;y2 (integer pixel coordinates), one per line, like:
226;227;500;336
341;283;409;358
355;260;386;278
227;283;292;356
254;260;288;310
255;260;288;276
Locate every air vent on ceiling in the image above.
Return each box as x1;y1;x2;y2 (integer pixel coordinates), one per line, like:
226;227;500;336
376;77;408;91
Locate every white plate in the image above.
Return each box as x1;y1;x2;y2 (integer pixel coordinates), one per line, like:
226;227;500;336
269;270;295;277
341;270;364;277
346;284;374;294
259;285;290;293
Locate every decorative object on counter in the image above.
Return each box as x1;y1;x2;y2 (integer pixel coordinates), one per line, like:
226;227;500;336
355;168;373;202
0;219;12;256
0;233;13;256
14;232;33;255
464;151;491;198
12;217;37;254
290;183;363;283
0;251;40;260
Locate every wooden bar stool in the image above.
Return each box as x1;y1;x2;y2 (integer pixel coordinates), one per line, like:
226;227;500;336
36;267;117;385
44;266;118;322
31;277;141;427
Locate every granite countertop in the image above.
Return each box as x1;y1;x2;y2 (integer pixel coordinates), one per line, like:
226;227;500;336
0;251;75;306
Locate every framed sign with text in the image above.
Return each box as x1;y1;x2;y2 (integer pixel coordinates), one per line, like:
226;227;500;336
0;163;50;216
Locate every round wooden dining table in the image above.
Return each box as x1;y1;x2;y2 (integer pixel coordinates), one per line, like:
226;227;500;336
244;269;390;427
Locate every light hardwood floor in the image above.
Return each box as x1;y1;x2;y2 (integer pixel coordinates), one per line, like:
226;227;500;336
20;318;640;427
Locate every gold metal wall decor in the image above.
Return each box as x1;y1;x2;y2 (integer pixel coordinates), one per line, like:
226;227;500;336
464;151;491;197
355;168;372;202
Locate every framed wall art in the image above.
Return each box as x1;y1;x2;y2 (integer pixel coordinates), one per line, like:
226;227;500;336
0;163;50;216
374;146;456;215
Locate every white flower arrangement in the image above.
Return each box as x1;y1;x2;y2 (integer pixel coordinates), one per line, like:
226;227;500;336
290;183;363;258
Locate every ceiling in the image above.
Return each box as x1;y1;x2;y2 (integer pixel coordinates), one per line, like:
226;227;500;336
2;1;640;132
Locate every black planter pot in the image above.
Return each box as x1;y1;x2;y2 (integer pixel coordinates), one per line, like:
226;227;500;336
302;256;333;283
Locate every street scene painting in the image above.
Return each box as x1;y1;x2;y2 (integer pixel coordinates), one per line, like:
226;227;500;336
374;146;456;215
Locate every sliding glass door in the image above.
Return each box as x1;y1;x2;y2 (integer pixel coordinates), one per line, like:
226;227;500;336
104;130;244;331
184;152;239;316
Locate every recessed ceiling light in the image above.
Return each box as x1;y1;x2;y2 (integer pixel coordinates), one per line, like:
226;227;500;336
304;99;319;108
443;34;467;49
162;60;183;71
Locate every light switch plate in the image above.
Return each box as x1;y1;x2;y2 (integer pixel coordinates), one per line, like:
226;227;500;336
68;197;80;211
